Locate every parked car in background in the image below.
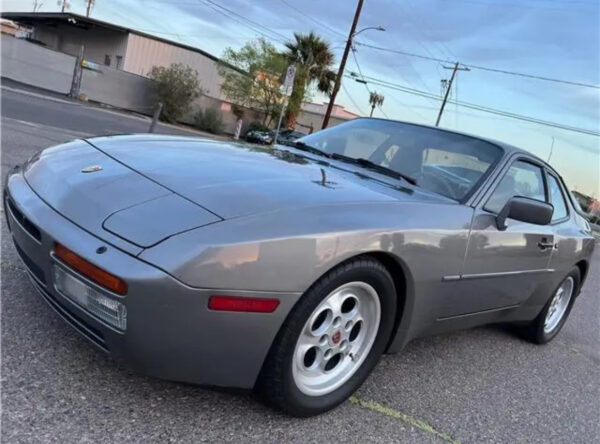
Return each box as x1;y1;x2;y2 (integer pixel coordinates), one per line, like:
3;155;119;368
245;128;305;146
245;129;274;145
5;118;594;417
276;129;306;146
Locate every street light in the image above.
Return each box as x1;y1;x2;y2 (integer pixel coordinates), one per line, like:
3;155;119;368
321;0;385;129
352;26;385;38
321;25;384;128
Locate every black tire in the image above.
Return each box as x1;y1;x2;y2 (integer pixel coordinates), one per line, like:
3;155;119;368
256;257;397;417
518;267;580;344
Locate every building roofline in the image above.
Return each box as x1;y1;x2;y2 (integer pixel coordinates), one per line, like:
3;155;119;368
0;11;244;73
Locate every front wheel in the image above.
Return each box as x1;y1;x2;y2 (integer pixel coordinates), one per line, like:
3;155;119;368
256;257;397;417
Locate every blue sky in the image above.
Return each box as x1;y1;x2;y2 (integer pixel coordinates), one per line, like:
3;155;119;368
5;0;599;196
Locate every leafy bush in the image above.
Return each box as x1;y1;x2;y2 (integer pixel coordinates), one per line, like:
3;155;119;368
195;108;224;134
149;63;202;123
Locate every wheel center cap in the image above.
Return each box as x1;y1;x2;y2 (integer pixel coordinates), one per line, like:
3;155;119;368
331;330;342;345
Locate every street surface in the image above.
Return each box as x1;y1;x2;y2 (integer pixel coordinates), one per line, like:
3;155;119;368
1;87;599;443
1;84;202;138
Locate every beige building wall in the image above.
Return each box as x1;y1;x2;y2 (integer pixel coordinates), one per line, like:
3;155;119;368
123;33;223;98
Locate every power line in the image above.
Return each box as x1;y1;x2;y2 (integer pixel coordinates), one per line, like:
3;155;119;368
156;0;598;90
376;104;389;119
271;0;598;89
341;83;366;116
346;74;599;136
277;0;346;39
354;42;600;89
402;0;458;62
351;49;370;92
175;0;599;90
352;50;426;121
448;0;598;13
199;0;289;43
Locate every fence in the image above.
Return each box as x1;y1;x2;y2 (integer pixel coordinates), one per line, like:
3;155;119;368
1;34;76;94
80;64;157;115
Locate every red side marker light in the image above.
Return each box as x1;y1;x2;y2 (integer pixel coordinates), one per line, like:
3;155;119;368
208;296;279;313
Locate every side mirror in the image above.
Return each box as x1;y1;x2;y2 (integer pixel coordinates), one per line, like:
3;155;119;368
496;196;554;230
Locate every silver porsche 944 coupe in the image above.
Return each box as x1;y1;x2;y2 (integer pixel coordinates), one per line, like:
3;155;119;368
5;118;594;416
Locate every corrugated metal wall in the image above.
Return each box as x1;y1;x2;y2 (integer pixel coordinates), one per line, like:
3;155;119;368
124;33;223;99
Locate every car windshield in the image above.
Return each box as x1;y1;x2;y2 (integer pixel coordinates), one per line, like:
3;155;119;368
297;119;503;200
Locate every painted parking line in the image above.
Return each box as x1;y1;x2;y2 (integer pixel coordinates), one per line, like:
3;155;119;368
2;117;92;138
349;396;461;444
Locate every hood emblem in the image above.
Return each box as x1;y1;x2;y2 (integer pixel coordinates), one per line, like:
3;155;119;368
81;165;103;173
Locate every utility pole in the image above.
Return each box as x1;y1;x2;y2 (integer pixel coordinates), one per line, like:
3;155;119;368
59;0;69;12
33;0;43;12
85;0;95;17
435;62;469;126
322;0;364;129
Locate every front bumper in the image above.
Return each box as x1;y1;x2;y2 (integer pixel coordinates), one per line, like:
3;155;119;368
4;170;300;389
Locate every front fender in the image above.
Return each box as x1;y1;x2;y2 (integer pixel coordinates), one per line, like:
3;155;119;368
140;201;473;294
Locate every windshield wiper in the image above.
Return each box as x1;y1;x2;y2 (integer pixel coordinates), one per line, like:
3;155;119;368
330;153;417;185
293;141;332;159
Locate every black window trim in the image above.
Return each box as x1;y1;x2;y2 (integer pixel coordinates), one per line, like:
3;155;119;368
544;169;571;225
480;155;549;215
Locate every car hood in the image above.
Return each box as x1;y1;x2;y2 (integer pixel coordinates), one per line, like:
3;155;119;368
24;135;445;251
87;135;445;220
23;139;221;252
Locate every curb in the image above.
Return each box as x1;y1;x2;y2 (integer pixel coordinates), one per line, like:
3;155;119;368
1;85;80;106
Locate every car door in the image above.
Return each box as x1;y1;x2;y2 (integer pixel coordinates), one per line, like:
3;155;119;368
440;156;555;318
545;171;578;280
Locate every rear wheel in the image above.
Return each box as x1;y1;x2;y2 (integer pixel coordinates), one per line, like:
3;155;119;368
518;267;580;344
256;257;396;416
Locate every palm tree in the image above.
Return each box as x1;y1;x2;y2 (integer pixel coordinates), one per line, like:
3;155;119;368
368;91;384;117
283;32;336;129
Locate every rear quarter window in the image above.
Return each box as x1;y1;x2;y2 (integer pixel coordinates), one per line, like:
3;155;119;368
547;174;569;221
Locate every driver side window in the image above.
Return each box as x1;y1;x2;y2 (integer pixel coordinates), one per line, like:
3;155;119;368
485;160;546;214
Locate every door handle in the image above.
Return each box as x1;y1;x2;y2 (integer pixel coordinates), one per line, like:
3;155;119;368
537;240;555;250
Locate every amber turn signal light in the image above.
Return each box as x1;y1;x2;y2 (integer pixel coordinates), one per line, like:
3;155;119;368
54;243;127;295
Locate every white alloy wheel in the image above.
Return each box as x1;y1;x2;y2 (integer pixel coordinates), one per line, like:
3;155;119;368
292;281;381;396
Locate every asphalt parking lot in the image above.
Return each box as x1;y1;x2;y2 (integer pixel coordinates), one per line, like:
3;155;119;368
1;92;599;443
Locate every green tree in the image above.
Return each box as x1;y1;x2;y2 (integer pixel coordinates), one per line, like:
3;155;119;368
283;32;336;129
218;39;287;126
368;91;384;117
149;63;202;123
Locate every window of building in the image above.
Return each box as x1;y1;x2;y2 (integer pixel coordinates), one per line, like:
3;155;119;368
547;174;569;221
116;55;123;69
104;54;111;66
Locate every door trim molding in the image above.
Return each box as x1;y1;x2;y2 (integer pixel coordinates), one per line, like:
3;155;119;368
436;303;521;321
443;268;555;282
